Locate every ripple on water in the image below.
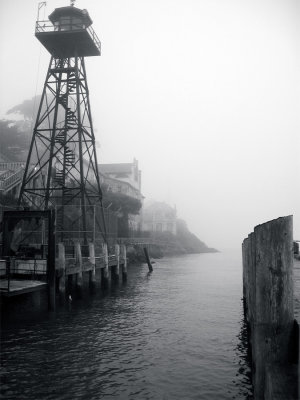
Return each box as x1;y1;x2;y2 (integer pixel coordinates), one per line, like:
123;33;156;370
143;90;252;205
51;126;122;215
1;251;253;400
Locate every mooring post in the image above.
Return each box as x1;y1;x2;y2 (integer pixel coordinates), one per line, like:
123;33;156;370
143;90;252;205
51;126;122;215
58;242;66;298
75;242;83;294
88;242;96;289
243;216;294;399
121;244;127;282
111;244;120;282
102;243;109;289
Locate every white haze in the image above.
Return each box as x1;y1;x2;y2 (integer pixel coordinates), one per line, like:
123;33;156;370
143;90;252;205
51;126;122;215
0;0;299;250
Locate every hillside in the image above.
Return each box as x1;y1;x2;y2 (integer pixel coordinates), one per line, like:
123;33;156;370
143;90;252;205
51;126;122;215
175;219;218;253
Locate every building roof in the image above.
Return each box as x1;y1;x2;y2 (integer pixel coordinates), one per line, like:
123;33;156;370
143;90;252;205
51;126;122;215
49;6;93;26
99;163;133;175
144;201;174;210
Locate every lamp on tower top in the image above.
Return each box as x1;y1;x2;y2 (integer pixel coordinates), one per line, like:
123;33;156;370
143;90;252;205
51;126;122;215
35;4;101;58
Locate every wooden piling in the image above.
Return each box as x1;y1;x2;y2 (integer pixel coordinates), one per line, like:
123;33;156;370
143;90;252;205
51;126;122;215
121;244;127;282
57;243;66;298
102;243;109;289
242;216;296;398
143;247;153;272
88;242;96;289
75;242;83;294
254;217;294;398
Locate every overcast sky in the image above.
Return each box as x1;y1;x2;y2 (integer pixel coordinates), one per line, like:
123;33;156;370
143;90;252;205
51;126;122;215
0;0;299;250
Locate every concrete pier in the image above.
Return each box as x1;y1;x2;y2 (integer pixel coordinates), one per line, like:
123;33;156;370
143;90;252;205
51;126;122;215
1;241;129;315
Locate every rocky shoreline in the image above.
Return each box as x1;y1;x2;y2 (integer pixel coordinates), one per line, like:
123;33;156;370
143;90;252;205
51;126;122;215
126;243;218;264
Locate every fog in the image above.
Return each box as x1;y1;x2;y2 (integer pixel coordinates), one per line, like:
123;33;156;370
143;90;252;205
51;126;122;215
0;0;299;250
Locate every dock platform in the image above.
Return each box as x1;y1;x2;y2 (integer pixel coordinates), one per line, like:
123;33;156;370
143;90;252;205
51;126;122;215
0;280;47;297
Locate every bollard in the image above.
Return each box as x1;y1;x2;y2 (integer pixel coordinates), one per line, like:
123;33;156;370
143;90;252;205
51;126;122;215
75;242;83;295
121;244;127;282
111;244;120;283
102;243;109;289
57;243;66;298
88;242;96;289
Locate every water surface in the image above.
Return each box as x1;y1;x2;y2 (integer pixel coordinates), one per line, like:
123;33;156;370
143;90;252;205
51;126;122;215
1;251;253;399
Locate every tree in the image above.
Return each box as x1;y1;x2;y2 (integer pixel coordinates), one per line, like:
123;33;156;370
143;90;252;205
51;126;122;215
0;120;30;161
6;95;41;121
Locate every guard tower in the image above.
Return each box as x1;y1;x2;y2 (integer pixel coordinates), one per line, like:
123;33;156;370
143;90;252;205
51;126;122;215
18;3;106;243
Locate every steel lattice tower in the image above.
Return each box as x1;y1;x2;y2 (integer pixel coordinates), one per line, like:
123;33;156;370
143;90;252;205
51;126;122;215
18;5;106;242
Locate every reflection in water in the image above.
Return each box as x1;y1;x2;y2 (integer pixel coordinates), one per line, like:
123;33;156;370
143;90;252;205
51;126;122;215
234;303;253;399
1;251;253;400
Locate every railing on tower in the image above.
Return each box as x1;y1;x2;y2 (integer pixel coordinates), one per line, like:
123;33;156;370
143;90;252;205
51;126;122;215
35;20;101;54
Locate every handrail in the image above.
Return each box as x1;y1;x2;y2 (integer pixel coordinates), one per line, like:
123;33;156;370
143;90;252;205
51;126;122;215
0;162;25;171
87;26;101;53
0;168;24;191
0;257;47;294
0;170;12;180
35;20;101;53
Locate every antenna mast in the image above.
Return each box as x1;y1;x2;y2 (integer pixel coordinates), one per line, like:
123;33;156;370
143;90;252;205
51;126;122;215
37;2;46;21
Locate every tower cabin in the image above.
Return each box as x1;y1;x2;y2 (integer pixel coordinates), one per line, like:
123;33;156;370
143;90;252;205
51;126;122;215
35;6;101;58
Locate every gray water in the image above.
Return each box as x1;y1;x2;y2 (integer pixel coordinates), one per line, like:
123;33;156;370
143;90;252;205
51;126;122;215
0;251;253;399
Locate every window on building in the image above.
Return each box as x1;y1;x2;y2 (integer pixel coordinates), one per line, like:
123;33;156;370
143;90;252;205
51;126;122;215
59;17;71;31
156;223;163;232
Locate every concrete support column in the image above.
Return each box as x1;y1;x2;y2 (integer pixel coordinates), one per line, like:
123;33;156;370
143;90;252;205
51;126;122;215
75;242;83;294
57;242;66;298
102;243;109;289
88;242;96;289
121;244;127;282
111;244;120;283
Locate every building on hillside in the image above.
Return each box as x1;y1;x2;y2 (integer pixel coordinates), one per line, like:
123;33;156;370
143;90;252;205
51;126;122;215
98;159;143;234
99;158;141;195
142;201;177;235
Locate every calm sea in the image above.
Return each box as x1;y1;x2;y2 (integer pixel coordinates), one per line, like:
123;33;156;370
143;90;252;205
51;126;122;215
0;251;253;399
